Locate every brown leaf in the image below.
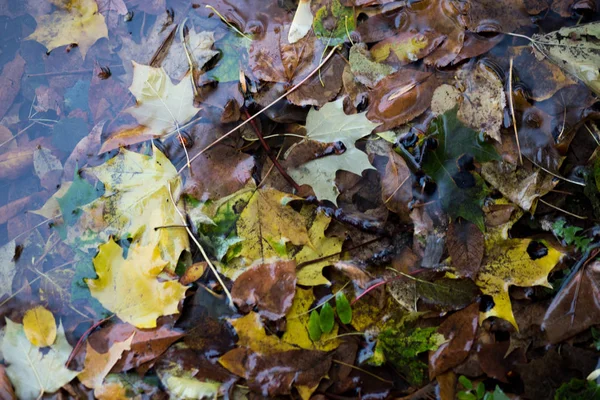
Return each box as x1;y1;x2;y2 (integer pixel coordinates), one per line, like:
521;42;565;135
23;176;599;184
232;260;297;320
0;365;15;400
64;121;106;178
286;53;345;107
180;262;207;286
453;33;504;64
447;219;484;278
0;138;44;181
542;261;600;344
0;54;25;121
370;31;444;65
85;322;184;372
466;0;531;33
367;69;437;130
477;341;527;383
429;302;479;379
0;192;46;225
381;147;413;223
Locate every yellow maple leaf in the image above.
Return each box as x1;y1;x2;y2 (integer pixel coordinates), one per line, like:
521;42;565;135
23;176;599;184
294;211;343;286
235;188;310;265
476;238;563;329
79;334;134;390
282;288;340;351
26;0;108;58
85;146;189;272
86;239;188;328
22;306;56;347
229;312;296;354
125;61;200;136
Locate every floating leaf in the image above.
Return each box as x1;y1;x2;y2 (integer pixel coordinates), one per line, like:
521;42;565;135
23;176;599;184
288;98;379;204
25;0;108;57
3;319;78;400
22;306;56;348
86;239;188;328
335;292;352;324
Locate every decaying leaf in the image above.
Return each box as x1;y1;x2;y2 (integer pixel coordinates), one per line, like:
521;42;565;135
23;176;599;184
447;219;484;278
532;22;600;96
22;306;56;348
381;146;413;223
2;319;78;400
477;238;563;329
288;98;379;204
86;239;188;328
25;0;108;57
79;334;134;390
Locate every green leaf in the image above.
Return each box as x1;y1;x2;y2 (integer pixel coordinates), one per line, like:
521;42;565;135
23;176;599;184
458;392;477;400
491;386;510;400
476;382;486;399
335;292;352;324
421;108;500;230
206;33;250;83
313;0;354;46
319;302;335;333
555;379;600;400
308;310;322;342
459;375;473;390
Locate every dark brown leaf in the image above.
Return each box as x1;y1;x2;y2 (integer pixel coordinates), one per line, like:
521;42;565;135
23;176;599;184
447;219;484;278
381;148;413;223
477;341;526;383
232;260;297;320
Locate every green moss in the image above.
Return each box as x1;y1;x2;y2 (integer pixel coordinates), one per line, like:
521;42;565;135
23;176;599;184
313;0;354;46
555;379;600;400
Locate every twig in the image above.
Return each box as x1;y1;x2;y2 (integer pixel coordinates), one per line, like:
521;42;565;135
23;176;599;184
538;198;587;220
523;155;585;186
66;314;115;367
167;184;234;307
508;58;523;165
178;45;341;175
243;109;301;192
333;359;393;383
205;5;252;40
26;65;123;78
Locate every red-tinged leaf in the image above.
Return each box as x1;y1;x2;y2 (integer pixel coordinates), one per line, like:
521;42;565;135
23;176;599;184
542;261;600;344
429;302;479;379
447;219;484;278
231;260;297;320
367;69;437;130
0;54;25;121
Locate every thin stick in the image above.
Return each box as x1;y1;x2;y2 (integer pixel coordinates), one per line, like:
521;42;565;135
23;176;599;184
26;65;123;78
178;45;341;175
244;109;301;192
383;175;410;205
66;314;115;367
205;5;252;40
538;198;587;220
167;185;234;307
523;155;586;186
508;58;523;165
333;359;393;383
0;122;35;148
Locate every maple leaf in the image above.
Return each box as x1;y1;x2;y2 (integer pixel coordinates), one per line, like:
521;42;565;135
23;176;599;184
22;306;56;347
476;238;563;329
294;210;344;286
234;187;310;267
85;146;189;272
2;319;78;400
25;0;108;57
421;108;501;230
288;98;379;204
86;239;188;328
79;334;134;390
126;61;200;135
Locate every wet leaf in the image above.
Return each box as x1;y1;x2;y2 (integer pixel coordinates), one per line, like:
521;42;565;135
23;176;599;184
0;54;25;121
335;292;352;324
542;261;600;344
422;108;500;229
313;0;354;45
0;240;17;299
22;306;56;347
370;31;444;66
349;43;396;87
477;238;563;329
157;362;222;400
288;0;313;44
447;219;484;278
428;303;479;379
532;22;600;96
231;260;297;320
283;288;340;350
2;319;78;400
78;334;134;390
381;146;413;223
86;239;188;328
295;210;344;286
288;98;378;204
319;302;335;333
0;366;15;400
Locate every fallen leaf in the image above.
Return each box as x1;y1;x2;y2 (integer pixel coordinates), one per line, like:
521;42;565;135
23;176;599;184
79;333;134;389
477;238;563;329
0;365;15;400
381;146;413;223
25;0;108;57
282;287;340;351
158;362;222;399
85;146;189;272
22;306;56;347
466;0;531;33
123;61;200;137
96;0;127;29
295;210;344;286
288;0;313;44
33;146;62;190
86;239;188;328
370;31;444;65
286;53;345;107
231;260;297;320
477;341;527;383
0;138;44;181
0;54;25;121
429;303;479;379
367;69;437;130
348;43;396;87
532;22;600;96
0;240;17;299
447;219;484;278
235;188;309;266
2;319;78;400
542;261;600;344
288;98;379;204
